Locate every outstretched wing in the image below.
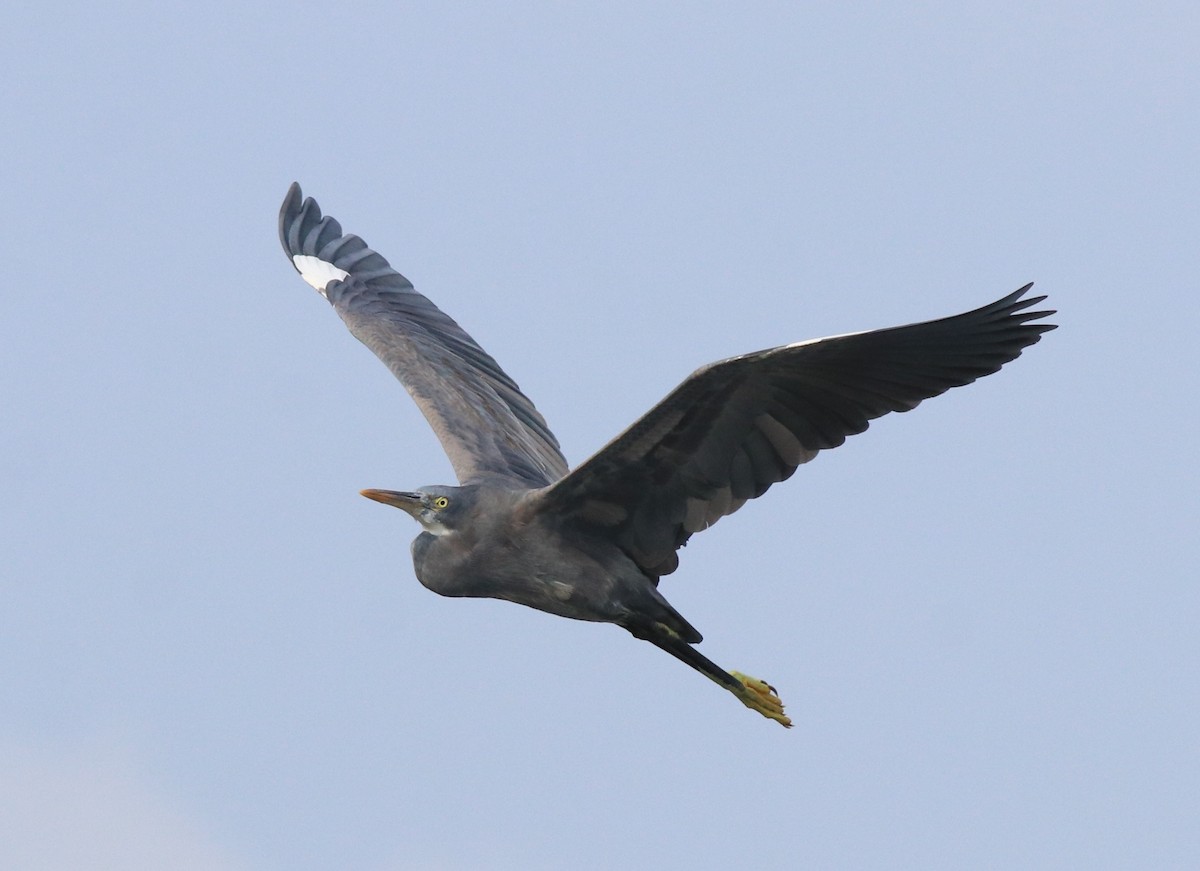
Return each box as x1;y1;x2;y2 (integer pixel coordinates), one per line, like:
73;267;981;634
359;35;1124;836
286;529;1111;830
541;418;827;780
279;183;569;487
539;286;1056;578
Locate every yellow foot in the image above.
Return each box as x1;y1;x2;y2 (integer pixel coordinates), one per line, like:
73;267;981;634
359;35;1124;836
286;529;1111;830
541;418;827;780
730;671;792;728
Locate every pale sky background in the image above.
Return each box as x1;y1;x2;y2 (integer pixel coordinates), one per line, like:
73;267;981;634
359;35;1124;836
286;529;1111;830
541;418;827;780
2;3;1197;869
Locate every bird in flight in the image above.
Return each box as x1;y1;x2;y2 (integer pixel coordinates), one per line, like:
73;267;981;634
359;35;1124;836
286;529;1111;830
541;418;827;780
279;183;1056;727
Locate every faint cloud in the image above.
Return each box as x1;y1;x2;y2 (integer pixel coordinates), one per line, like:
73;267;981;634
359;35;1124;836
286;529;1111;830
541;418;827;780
0;737;248;871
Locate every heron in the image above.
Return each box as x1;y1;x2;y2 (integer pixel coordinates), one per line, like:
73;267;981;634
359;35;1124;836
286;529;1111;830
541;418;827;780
278;183;1056;727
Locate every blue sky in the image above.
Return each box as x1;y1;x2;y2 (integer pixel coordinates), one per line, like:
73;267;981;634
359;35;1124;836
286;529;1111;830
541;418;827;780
2;3;1196;869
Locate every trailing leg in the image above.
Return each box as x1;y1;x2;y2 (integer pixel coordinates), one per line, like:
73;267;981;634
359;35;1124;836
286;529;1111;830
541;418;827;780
625;620;791;728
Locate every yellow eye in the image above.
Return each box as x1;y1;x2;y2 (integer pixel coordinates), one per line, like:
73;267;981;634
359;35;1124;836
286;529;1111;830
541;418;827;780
432;496;449;510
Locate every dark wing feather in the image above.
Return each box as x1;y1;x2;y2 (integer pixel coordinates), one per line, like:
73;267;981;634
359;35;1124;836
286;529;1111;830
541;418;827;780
539;285;1056;578
279;183;569;487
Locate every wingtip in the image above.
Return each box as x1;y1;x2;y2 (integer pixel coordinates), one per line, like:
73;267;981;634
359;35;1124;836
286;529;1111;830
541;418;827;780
282;181;304;215
1005;282;1036;305
279;182;306;254
1010;283;1058;330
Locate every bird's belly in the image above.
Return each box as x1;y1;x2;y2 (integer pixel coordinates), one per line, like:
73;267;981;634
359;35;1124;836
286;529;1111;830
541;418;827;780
491;573;615;622
416;533;628;624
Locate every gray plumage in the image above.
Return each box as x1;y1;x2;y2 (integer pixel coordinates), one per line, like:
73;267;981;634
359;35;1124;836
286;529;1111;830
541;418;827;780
279;182;1057;727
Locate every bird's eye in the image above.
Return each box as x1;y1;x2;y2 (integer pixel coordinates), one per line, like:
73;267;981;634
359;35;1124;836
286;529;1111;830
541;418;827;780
432;496;449;510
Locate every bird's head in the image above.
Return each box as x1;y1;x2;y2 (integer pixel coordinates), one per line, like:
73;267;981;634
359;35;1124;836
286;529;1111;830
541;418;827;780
359;485;468;535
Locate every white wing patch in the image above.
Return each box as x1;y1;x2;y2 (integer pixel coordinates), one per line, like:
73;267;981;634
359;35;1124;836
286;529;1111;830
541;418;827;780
292;254;350;297
784;326;871;349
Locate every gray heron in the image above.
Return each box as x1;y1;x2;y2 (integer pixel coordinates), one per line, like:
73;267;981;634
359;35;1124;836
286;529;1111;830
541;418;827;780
279;182;1056;727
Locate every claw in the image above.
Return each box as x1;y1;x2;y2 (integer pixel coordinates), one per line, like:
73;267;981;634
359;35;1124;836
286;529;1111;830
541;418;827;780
730;671;792;728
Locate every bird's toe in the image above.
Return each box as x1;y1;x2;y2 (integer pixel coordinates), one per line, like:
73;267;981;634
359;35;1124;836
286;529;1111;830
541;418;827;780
730;671;792;728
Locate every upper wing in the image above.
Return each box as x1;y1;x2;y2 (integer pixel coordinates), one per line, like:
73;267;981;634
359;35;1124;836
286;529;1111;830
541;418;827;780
538;285;1056;578
279;183;569;487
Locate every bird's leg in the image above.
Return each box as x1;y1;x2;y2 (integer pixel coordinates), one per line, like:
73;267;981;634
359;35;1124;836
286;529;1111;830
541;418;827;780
628;622;792;728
